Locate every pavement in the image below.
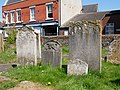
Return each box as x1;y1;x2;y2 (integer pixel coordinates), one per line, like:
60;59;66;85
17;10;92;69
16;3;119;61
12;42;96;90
0;64;16;72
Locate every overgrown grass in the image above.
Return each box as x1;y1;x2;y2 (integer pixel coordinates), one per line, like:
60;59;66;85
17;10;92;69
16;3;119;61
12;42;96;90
62;45;69;55
0;46;120;90
0;80;18;90
102;48;108;58
1;62;120;90
0;48;16;64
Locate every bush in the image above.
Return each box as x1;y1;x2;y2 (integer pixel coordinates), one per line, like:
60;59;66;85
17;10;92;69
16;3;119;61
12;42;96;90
4;27;17;49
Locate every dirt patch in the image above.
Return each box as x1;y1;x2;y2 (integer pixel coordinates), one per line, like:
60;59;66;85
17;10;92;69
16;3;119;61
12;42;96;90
7;81;53;90
0;76;11;82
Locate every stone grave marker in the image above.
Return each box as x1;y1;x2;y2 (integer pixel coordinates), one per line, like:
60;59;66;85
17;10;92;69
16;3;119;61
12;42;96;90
68;59;88;75
42;40;62;67
68;21;102;72
16;27;37;65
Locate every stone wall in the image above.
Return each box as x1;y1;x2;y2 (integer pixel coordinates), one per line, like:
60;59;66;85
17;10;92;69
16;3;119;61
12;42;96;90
108;38;120;64
41;36;69;46
102;34;120;47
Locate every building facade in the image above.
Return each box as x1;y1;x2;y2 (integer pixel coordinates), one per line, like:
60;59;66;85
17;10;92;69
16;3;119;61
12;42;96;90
63;4;120;35
2;0;82;36
102;10;120;34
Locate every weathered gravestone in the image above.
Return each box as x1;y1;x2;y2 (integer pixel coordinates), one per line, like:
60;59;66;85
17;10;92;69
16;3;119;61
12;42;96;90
42;40;62;67
68;21;102;72
16;27;37;65
68;59;88;75
108;38;120;64
0;34;4;52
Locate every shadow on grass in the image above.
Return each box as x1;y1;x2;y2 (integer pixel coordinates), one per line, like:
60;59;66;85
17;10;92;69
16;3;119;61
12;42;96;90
62;65;67;74
110;79;120;85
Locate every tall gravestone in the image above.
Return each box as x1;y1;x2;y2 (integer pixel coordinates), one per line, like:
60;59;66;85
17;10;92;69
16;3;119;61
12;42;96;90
68;21;102;72
16;27;37;65
42;40;62;67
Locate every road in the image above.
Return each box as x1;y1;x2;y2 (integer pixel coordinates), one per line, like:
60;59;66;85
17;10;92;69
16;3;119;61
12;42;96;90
0;64;14;72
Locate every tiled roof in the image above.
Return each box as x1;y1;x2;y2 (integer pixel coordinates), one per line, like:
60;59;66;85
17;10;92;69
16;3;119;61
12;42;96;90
5;0;22;5
63;11;109;26
82;4;98;13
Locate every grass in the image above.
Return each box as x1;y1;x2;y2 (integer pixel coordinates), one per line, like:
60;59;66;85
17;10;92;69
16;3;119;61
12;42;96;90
102;48;108;58
62;45;69;55
1;62;120;90
0;80;18;90
0;46;120;90
0;48;16;64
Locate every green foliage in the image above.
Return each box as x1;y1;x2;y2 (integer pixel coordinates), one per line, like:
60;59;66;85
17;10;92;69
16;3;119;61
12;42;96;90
5;27;17;49
0;48;16;64
0;81;18;90
102;48;108;57
2;62;120;90
62;45;69;55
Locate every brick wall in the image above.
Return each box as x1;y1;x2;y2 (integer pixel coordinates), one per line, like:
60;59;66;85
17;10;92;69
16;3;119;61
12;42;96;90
2;0;59;24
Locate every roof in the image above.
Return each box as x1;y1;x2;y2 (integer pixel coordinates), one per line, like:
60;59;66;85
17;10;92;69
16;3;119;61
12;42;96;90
82;4;98;13
63;11;109;26
5;0;22;5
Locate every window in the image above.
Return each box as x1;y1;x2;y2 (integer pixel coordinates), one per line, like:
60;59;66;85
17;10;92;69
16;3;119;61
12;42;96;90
16;10;21;22
105;23;114;34
11;11;15;23
64;31;68;36
30;6;35;21
5;13;9;24
46;2;53;19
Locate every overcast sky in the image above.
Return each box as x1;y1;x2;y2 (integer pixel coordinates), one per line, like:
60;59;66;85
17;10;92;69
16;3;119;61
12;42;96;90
0;0;120;22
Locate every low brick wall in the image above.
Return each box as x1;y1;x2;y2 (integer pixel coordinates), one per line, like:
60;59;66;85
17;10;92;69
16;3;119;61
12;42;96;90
41;36;69;45
102;34;120;47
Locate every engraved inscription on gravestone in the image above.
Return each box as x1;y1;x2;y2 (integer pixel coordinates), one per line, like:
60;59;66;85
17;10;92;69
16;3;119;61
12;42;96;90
16;27;37;65
42;40;62;67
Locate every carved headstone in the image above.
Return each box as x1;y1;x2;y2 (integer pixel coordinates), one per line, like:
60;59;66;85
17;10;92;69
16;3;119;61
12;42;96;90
69;21;101;72
16;27;37;65
42;40;62;67
68;59;88;75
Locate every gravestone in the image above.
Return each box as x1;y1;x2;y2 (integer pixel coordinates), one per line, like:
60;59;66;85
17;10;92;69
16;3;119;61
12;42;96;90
42;40;62;67
108;38;120;64
69;21;101;72
0;34;4;52
68;59;88;75
16;27;37;65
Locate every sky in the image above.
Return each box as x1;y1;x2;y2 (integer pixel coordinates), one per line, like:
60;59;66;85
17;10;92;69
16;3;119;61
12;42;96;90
0;0;120;22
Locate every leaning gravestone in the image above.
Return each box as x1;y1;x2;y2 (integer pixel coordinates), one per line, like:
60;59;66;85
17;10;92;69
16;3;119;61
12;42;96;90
68;59;88;75
16;27;37;65
42;40;62;67
68;21;101;72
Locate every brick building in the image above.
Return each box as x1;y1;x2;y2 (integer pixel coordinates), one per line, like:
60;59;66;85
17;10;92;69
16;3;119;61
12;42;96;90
2;0;82;36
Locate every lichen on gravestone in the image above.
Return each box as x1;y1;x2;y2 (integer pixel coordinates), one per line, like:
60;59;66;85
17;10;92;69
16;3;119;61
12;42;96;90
67;59;88;75
41;40;62;67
